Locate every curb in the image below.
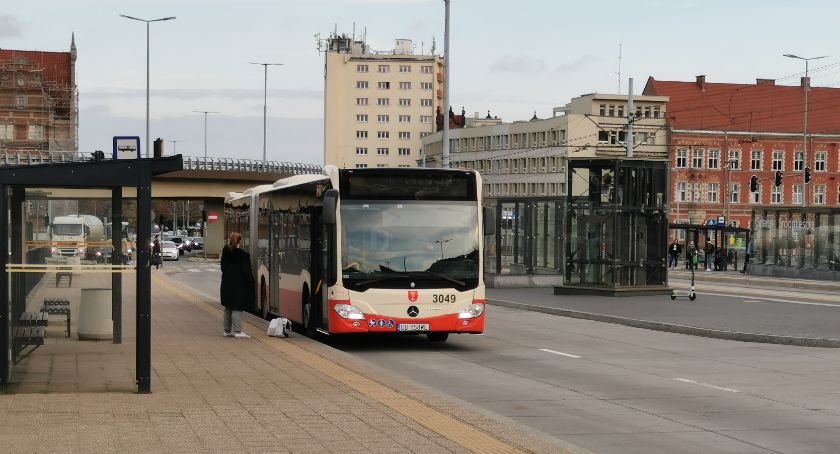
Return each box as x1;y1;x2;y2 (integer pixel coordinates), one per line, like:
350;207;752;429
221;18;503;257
488;299;840;348
669;271;840;293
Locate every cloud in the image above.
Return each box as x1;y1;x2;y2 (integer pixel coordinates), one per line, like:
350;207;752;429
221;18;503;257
490;55;546;73
556;54;602;73
82;87;322;100
0;15;25;38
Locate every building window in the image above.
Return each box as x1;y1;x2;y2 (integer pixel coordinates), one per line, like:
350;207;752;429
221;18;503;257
398;165;410;168
792;184;803;204
816;152;827;171
815;185;826;204
399;82;411;90
599;104;606;116
356;130;368;139
398;148;410;156
653;106;661;118
794;151;804;171
377;98;389;106
676;149;687;168
599;131;610;144
420;132;431;138
356;114;368;122
356;81;368;89
377;115;389;123
356;98;368;106
27;125;44;140
377;131;389;139
708;183;719;202
399;65;411;73
420;99;433;107
751;184;761;204
377;147;389;155
692;149;704;169
355;147;368;155
420;115;432;124
356;164;368;168
708;149;720;169
357;64;369;73
607;105;615;116
677;182;687;202
398;115;410;123
750;151;762;170
399;98;411;107
772;150;784;171
421;65;433;73
421;82;433;90
398;131;410;140
771;185;782;204
378;81;390;89
0;124;13;140
729;149;741;169
377;164;387;168
730;184;739;203
644;106;651;118
378;65;390;73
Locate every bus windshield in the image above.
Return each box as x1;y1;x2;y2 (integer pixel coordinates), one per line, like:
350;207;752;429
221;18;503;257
340;201;479;291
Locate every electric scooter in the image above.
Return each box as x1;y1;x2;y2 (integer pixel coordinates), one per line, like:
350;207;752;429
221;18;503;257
671;252;697;301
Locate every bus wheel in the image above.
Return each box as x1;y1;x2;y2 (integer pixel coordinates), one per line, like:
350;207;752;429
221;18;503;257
427;332;449;342
301;287;314;337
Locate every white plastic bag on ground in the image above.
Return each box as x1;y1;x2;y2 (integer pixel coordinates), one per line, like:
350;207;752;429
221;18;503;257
267;317;291;338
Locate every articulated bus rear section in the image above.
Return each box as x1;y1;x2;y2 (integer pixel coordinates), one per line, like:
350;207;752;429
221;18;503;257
225;166;495;342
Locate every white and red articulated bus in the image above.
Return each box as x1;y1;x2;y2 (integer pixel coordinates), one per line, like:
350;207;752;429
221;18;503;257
225;165;494;341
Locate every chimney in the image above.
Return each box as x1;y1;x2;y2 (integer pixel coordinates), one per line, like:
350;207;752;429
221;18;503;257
801;76;810;88
696;75;706;90
756;78;775;86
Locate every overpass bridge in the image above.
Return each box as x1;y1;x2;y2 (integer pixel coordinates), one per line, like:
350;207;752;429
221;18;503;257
1;151;323;255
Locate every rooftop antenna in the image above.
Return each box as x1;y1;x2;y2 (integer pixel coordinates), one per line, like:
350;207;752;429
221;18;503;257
352;22;355;41
315;33;322;55
431;36;436;54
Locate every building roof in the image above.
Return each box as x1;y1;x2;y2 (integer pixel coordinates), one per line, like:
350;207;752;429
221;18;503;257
643;76;840;134
0;49;72;86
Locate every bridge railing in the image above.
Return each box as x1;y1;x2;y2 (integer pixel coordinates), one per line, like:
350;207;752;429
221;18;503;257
0;151;323;175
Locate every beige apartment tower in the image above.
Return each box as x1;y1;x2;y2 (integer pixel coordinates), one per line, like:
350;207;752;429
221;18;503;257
323;33;443;168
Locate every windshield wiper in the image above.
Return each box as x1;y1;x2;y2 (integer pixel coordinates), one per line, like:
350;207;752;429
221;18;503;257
353;271;465;288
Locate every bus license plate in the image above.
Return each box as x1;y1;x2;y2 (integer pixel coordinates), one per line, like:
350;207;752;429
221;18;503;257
397;323;429;332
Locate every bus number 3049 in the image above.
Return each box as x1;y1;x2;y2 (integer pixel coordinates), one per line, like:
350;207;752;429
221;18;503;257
432;294;456;303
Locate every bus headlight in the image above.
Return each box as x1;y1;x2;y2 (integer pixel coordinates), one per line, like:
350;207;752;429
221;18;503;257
334;304;365;320
458;303;484;319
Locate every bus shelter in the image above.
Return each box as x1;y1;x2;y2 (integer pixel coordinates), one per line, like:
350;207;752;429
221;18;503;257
0;156;182;393
668;223;751;270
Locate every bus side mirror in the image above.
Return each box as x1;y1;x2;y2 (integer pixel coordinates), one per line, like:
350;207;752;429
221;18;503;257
322;189;339;225
483;206;496;236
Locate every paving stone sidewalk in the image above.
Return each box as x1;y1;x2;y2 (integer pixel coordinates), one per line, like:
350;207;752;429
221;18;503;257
0;270;572;454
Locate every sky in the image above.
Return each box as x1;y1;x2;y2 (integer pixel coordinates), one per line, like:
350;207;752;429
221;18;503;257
2;0;838;164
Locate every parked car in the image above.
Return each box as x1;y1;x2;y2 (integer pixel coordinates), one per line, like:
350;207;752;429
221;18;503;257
160;241;179;261
191;237;204;250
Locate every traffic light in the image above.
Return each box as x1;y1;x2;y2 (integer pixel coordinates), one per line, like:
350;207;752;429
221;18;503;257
804;167;812;184
774;171;782;187
749;175;758;192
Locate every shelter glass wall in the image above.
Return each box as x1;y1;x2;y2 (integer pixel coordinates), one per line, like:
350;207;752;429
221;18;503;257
752;208;840;271
4;189;135;392
485;198;564;276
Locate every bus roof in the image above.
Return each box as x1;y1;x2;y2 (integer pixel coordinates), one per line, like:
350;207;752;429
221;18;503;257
272;173;329;190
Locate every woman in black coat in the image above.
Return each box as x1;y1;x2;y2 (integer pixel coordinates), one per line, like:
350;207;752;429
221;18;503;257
220;232;255;338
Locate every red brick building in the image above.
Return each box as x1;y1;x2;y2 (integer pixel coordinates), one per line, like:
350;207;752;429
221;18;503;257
644;75;840;231
0;35;77;156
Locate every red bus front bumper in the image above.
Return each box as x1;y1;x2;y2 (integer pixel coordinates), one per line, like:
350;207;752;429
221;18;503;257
327;300;484;335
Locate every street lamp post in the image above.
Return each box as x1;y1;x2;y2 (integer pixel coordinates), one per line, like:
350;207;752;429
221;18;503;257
169;140;184;154
783;54;827;212
192;111;220;158
250;62;283;162
120;14;176;158
434;238;452;260
441;0;451;169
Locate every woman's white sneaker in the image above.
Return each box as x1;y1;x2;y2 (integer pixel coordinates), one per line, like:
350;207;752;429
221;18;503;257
234;332;251;339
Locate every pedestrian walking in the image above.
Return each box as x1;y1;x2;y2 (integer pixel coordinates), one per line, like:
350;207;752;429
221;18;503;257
668;239;682;270
152;235;162;270
686;241;697;271
121;237;131;265
220;232;255;338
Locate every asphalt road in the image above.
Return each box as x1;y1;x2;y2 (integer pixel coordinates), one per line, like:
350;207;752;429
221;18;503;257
166;261;840;453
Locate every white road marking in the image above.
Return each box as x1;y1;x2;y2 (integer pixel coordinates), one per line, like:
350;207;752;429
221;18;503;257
538;348;581;359
741;300;763;303
187;268;201;273
674;377;739;393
